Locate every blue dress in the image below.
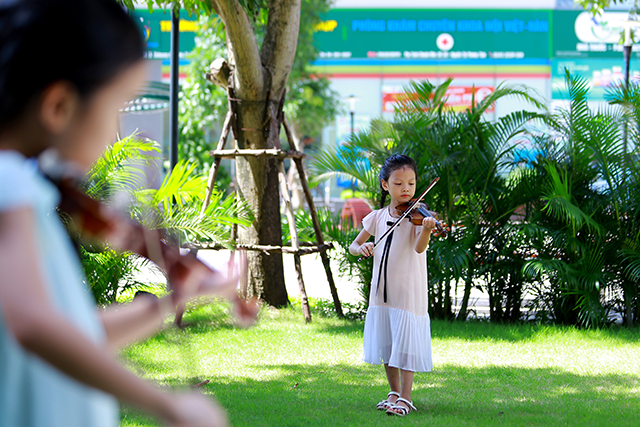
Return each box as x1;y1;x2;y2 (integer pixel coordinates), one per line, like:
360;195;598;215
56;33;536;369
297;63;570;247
0;151;118;427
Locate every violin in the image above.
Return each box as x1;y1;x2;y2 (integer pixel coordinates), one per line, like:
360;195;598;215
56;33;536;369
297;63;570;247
49;172;257;325
395;200;448;237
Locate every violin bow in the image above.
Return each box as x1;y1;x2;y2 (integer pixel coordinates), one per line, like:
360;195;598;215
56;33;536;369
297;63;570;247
358;176;440;262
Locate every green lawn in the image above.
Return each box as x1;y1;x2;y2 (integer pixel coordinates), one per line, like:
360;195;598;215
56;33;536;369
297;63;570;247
120;303;640;427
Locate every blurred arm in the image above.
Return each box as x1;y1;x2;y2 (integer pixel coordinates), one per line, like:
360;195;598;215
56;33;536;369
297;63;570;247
99;295;176;350
0;208;179;421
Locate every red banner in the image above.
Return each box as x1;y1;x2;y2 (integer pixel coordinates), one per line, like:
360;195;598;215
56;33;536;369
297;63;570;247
382;85;495;113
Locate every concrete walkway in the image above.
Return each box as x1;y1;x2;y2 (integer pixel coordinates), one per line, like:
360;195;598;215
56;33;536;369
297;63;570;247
194;250;363;304
135;250;624;323
136;249;523;319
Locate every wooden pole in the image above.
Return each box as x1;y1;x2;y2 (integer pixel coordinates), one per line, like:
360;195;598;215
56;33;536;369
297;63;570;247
267;93;311;322
293;157;343;318
278;158;311;322
283;116;343;318
209;148;305;160
189;242;334;254
202;111;233;214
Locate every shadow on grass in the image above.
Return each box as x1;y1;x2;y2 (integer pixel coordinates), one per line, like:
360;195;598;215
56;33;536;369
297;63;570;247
430;320;543;342
122;362;640;427
176;303;640;347
310;316;640;345
430;320;640;343
175;301;239;332
308;320;364;337
180;303;365;337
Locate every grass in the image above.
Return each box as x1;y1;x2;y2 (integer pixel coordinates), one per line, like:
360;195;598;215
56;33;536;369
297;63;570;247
120;302;640;427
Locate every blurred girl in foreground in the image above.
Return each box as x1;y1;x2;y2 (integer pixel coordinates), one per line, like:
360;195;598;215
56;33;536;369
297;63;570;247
0;1;241;426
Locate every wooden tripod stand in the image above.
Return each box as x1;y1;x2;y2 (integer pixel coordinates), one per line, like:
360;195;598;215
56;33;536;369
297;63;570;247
198;83;343;322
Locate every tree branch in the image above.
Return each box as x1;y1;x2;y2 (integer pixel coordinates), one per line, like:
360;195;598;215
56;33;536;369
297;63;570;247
209;0;264;99
260;0;301;99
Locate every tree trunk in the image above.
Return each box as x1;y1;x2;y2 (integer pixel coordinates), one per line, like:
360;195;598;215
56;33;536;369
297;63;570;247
620;278;636;327
505;270;522;322
456;267;474;321
211;0;301;307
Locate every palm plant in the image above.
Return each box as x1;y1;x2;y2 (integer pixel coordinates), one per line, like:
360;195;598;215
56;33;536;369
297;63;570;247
312;78;544;321
603;78;640;325
80;135;251;304
311;118;397;207
129;160;252;245
415;82;544;322
522;70;640;327
79;247;151;306
312;72;639;327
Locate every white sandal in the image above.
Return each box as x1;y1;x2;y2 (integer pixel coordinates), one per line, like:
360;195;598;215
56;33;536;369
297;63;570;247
376;391;400;410
386;397;417;416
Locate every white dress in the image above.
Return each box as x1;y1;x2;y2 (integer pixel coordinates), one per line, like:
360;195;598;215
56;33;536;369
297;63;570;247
361;207;433;372
0;151;118;427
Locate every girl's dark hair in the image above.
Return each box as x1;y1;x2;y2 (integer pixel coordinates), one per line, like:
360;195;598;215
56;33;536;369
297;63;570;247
379;154;417;208
0;0;144;130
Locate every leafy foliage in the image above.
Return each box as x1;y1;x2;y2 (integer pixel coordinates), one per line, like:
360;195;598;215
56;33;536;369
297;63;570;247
576;0;639;17
80;247;152;306
80;135;252;304
312;78;546;322
310;73;640;328
84;134;160;200
521;71;640;327
122;0;214;15
178;15;230;178
78;135;162;304
153;0;341;177
284;0;342;141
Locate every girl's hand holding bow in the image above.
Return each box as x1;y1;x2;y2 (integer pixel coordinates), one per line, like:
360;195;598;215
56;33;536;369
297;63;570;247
358;242;374;258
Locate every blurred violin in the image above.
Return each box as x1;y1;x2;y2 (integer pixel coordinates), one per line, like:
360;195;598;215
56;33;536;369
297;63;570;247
395;200;448;237
43;163;257;326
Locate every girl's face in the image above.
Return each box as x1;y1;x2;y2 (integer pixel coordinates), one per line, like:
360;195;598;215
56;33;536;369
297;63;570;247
381;166;416;206
53;61;147;170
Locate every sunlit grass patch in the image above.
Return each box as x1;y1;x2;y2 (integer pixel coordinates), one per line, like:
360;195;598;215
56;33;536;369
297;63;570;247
120;303;640;427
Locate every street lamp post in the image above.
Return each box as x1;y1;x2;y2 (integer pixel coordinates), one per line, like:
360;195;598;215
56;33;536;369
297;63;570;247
346;95;358;198
348;95;357;140
169;7;180;173
617;16;640;157
620;18;640;88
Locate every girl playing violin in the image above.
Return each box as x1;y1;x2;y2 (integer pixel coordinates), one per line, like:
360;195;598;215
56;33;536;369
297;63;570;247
0;1;243;426
349;154;436;416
